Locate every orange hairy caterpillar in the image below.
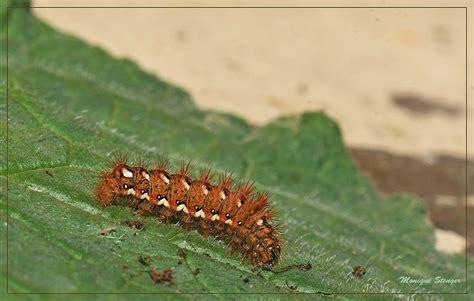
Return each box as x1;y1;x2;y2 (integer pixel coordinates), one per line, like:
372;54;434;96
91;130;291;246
95;155;282;269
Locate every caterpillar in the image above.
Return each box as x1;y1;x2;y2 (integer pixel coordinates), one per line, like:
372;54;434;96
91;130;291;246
95;156;282;269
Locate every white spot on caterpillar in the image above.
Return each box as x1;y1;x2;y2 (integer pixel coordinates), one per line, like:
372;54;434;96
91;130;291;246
225;219;233;225
182;179;190;190
122;168;133;178
194;209;205;218
182;206;189;214
140;192;149;200
220;191;226;200
142;172;150;181
127;188;135;195
237;200;242;207
160;174;170;184
158;197;168;207
211;214;220;221
145;194;150;201
202;185;209;195
176;204;187;212
256;219;263;226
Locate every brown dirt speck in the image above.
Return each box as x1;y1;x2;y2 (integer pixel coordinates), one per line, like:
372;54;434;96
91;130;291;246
149;268;174;285
352;265;367;277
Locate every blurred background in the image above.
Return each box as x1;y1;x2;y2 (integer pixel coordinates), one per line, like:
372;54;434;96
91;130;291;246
32;1;472;255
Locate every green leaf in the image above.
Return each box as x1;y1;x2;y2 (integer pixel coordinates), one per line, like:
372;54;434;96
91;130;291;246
1;5;471;300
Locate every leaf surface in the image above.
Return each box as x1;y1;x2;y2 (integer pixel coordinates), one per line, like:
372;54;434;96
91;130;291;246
1;4;470;300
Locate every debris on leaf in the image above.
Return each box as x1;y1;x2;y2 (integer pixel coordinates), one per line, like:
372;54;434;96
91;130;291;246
352;265;367;277
272;261;312;273
149;268;174;285
99;227;116;236
177;249;187;258
285;280;297;291
192;268;200;275
139;256;152;266
299;262;312;271
121;220;144;230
